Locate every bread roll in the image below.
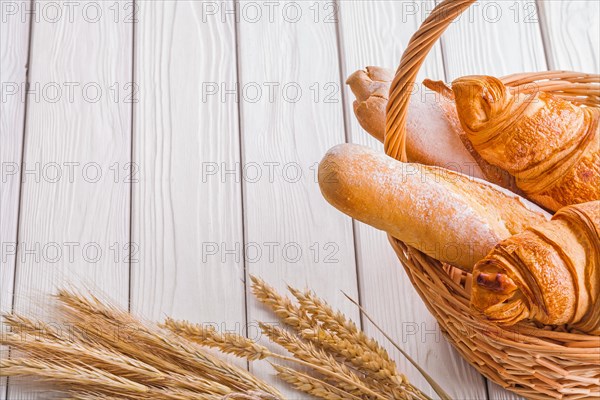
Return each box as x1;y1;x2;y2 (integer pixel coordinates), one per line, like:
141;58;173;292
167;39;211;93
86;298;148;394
347;67;393;143
318;144;550;271
346;67;517;191
472;201;599;334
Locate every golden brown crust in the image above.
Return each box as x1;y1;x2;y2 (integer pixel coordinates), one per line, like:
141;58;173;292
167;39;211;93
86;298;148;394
318;144;550;271
346;67;393;142
451;75;600;211
346;67;517;190
472;201;600;334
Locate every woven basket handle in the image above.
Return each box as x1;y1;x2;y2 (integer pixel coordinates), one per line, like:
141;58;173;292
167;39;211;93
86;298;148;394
502;71;600;107
385;0;476;161
384;0;600;161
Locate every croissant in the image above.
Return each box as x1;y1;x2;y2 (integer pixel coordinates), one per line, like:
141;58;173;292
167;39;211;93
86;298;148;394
472;201;600;334
450;76;600;212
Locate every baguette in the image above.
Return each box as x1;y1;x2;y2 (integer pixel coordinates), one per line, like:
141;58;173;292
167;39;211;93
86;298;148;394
472;201;599;334
346;67;517;191
347;67;393;143
318;144;550;271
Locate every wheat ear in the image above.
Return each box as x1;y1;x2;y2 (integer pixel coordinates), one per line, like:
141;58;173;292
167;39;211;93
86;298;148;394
0;358;150;397
162;317;270;361
250;276;432;399
251;277;403;388
54;289;281;397
272;363;364;400
163;316;387;400
290;287;405;385
259;323;375;396
1;331;231;395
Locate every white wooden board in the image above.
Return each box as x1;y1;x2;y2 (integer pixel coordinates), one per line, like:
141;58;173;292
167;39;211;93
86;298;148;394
8;1;133;397
130;0;246;346
236;0;359;394
0;2;31;398
439;0;547;80
538;0;600;71
1;0;596;398
338;1;488;398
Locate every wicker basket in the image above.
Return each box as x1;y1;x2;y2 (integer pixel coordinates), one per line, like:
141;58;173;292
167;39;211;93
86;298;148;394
382;1;600;399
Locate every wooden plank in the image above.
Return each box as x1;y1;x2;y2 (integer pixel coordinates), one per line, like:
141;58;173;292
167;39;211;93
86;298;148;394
537;0;600;71
337;1;488;398
440;0;547;80
437;1;547;398
236;0;358;394
130;0;246;352
9;1;133;397
0;1;31;398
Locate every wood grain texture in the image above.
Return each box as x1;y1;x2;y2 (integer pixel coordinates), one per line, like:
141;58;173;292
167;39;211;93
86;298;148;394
537;0;600;71
9;1;132;397
434;1;547;398
439;0;547;80
337;1;488;398
1;0;594;398
236;1;358;394
130;0;246;351
0;1;30;398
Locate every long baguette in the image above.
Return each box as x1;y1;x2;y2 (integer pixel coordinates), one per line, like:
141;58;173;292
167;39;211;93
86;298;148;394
318;143;550;271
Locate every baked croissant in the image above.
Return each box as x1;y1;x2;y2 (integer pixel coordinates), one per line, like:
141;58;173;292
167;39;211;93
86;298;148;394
472;201;600;334
450;75;600;212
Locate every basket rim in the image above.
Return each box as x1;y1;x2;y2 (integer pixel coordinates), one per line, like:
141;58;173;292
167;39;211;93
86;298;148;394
390;236;600;399
388;236;600;346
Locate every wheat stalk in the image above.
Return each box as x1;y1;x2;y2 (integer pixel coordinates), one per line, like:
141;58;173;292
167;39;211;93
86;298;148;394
290;286;405;385
251;276;390;382
163;317;386;399
2;277;443;400
250;276;314;333
2;331;231;395
343;292;452;400
250;276;432;400
221;391;281;400
0;358;150;397
70;387;228;400
299;327;415;399
1;289;283;399
54;289;282;397
174;277;430;399
251;276;402;384
272;363;363;400
162;317;270;361
259;323;379;398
